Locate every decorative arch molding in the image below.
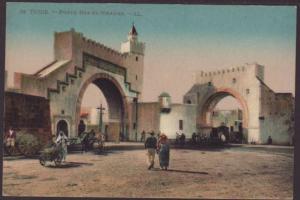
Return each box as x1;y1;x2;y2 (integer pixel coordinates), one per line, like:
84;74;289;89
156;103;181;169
200;87;249;128
75;72;129;137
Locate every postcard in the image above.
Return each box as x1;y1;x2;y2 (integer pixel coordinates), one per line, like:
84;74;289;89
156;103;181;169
3;2;296;199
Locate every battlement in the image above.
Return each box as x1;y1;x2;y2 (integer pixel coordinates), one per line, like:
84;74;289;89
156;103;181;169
81;35;128;59
196;63;264;82
54;28;135;64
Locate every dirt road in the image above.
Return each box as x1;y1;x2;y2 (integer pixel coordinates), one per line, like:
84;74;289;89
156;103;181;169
3;147;293;199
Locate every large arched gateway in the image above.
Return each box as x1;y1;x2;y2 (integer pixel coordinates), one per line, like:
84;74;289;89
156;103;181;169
13;25;145;140
75;73;128;140
184;63;294;144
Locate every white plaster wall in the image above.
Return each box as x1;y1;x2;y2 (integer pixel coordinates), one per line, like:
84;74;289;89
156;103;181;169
159;104;197;139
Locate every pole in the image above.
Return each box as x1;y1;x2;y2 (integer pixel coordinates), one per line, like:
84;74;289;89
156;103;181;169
97;103;105;133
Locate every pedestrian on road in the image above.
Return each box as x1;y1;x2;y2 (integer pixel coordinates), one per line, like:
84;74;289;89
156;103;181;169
56;131;69;162
6;127;16;147
144;131;157;170
78;120;86;137
157;134;170;170
140;130;146;142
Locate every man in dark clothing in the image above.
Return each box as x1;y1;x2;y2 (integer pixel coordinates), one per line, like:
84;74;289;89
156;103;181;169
144;131;157;170
180;133;186;146
267;136;273;145
78;120;86;137
192;132;197;144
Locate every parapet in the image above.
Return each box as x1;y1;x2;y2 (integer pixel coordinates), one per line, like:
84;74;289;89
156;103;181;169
54;28;132;65
196;63;264;82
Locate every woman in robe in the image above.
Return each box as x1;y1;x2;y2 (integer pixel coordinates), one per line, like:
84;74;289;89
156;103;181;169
56;131;69;162
157;134;170;170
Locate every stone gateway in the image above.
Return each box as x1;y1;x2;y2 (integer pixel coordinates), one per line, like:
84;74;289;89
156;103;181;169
13;25;145;140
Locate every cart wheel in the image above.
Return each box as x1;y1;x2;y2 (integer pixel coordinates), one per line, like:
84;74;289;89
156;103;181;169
39;157;46;166
98;141;104;152
54;159;62;166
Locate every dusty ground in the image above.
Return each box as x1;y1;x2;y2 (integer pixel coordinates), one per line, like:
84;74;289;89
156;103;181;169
3;146;294;199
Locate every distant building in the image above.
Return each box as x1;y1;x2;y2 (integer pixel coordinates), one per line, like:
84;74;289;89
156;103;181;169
137;92;197;140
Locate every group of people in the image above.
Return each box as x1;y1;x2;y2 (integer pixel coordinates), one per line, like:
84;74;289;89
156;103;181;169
191;132;210;144
175;132;186;146
144;131;170;170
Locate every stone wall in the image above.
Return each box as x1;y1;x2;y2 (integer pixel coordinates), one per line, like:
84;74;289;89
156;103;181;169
4;91;52;144
259;83;294;145
137;102;160;137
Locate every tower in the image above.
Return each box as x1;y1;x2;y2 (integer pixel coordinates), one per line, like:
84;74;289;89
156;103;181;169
121;24;145;55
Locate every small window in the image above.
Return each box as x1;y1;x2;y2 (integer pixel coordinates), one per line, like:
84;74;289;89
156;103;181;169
186;100;192;104
79;73;82;78
62;86;66;92
246;89;250;94
208;82;212;86
136;75;138;80
179;120;183;130
232;78;236;83
136;56;138;61
61;110;65;115
71;79;74;84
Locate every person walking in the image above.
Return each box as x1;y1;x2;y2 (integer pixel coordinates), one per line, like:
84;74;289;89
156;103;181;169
78;120;86;137
6;127;16;148
157;134;170;170
56;131;69;163
144;131;157;170
140;130;146;142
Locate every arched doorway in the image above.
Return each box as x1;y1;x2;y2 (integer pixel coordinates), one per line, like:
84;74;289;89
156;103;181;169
56;120;69;137
199;88;249;143
75;73;128;142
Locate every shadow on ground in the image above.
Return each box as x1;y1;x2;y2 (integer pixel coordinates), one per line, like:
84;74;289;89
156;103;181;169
46;161;93;169
151;168;209;175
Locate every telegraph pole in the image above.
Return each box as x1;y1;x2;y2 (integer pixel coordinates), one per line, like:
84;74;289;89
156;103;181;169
97;103;105;133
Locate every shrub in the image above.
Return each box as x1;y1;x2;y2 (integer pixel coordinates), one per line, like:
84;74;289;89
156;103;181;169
16;132;41;157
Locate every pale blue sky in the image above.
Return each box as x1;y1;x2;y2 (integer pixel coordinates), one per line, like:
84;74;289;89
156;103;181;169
6;3;297;106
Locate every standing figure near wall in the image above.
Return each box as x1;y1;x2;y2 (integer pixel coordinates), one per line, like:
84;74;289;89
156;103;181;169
78;120;86;137
140;130;146;142
157;134;170;170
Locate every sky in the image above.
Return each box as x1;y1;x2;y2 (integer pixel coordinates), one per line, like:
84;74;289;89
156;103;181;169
5;3;297;109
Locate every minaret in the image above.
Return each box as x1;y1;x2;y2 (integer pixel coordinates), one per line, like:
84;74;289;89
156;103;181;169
121;24;145;55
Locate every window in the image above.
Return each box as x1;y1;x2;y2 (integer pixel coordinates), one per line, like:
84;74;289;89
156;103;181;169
246;89;250;94
136;75;138;80
71;79;74;84
232;78;236;83
61;110;65;115
179;120;183;130
186;100;192;104
136;56;138;61
208;81;212;86
62;86;66;92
